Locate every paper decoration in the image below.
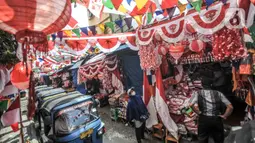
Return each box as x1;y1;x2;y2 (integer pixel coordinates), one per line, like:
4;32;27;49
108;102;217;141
124;17;133;29
99;23;105;32
105;22;115;32
167;7;177;19
51;33;57;41
142;13;153;25
178;2;187;14
135;0;148;10
64;30;72;37
115;20;123;28
134;15;143;25
72;28;81;38
103;0;115;9
205;0;214;8
112;0;123;10
81;27;89;35
89;26;97;35
190;0;203;12
118;4;128;13
88;0;104;18
57;31;63;41
161;0;178;9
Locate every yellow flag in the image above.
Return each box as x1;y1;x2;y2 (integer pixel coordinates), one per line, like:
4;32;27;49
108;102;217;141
64;30;72;37
99;23;105;32
134;15;143;25
135;0;148;10
118;4;128;14
178;3;187;14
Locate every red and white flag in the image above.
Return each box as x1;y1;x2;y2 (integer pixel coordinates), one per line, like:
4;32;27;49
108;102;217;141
155;69;178;139
88;0;104;18
143;72;158;128
1;95;20;126
0;82;19;97
237;0;255;28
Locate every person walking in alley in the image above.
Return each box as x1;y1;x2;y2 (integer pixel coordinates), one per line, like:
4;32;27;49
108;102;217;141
126;87;149;143
189;78;233;143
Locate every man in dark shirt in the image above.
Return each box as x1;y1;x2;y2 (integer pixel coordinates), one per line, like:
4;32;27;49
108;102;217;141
189;78;233;143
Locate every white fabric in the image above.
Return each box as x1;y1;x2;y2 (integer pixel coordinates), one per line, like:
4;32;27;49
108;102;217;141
247;3;255;28
1;108;20;126
88;0;104;18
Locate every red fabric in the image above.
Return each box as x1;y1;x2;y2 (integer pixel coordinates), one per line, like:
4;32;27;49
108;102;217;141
160;56;169;77
111;0;122;10
27;72;36;120
161;19;184;38
238;0;252;19
143;71;151;106
33;41;55;52
130;1;154;16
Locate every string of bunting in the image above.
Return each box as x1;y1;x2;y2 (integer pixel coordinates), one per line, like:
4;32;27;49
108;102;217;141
70;0;228;21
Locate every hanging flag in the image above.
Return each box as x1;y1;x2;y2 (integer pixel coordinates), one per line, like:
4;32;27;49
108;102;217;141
51;33;56;41
220;0;227;4
186;3;193;10
0;99;10;111
1;96;20;127
159;0;178;9
190;0;203;12
102;0;115;9
131;18;139;29
72;29;81;38
167;7;176;19
118;4;128;13
124;17;133;29
179;0;188;4
244;27;254;42
0;82;19;97
143;71;158;128
64;30;72;37
115;20;123;28
98;23;105;32
105;22;115;32
121;0;136;12
112;0;123;10
57;31;63;41
178;2;187;14
154;9;167;21
155;69;178;139
134;15;142;25
238;0;255;28
205;0;214;8
88;0;104;18
130;1;152;16
80;27;89;35
10;122;19;132
89;26;97;35
142;12;153;25
135;0;148;10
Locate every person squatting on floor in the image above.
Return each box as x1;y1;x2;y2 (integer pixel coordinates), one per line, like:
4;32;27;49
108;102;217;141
126;87;149;143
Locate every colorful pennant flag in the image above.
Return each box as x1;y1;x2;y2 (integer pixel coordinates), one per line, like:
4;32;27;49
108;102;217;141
88;0;104;18
135;0;148;10
142;12;153;25
51;33;56;41
105;22;115;32
64;30;72;37
57;31;63;41
80;27;89;35
118;4;128;13
134;15;143;25
167;7;177;19
102;0;115;9
131;18;139;29
89;26;97;35
98;23;105;32
205;0;214;8
112;0;122;10
115;20;123;28
72;28;81;38
124;17;133;29
0;99;10;111
190;0;203;12
160;0;178;9
178;2;187;14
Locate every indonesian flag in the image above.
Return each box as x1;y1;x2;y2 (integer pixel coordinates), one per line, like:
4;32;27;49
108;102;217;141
1;95;20;127
155;69;178;139
237;0;255;27
143;72;158;128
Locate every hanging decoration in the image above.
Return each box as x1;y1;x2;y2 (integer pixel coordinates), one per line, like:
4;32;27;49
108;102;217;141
169;43;185;63
189;40;205;53
11;62;32;90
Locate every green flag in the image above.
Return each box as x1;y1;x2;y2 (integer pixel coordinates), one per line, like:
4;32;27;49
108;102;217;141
102;0;114;9
105;22;115;32
0;99;10;111
191;0;203;12
147;13;153;24
72;29;81;38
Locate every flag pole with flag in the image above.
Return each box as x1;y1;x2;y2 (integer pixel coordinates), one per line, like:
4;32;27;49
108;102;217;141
143;71;158;128
155;69;178;139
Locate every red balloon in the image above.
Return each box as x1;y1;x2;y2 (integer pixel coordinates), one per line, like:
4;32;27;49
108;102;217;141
11;62;31;90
